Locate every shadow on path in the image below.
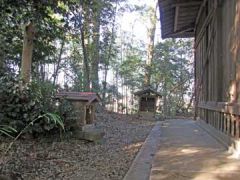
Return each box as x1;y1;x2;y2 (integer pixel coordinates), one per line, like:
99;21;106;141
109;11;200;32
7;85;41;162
150;119;240;180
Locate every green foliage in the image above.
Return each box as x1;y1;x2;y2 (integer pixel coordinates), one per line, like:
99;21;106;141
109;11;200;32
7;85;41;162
32;113;65;132
57;99;76;131
119;53;144;88
3;112;65;154
0;72;64;136
153;39;194;116
0;0;195;118
0;0;67;70
0;0;125;105
0;125;17;138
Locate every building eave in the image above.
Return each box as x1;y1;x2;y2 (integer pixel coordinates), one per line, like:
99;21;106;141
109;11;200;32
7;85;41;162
158;0;203;39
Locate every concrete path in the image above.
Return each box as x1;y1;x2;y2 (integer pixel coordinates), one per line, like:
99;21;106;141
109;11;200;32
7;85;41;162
150;119;240;180
124;119;240;180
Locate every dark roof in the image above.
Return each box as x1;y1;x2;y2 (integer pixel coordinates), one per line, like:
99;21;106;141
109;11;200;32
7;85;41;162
158;0;203;38
134;86;162;97
55;92;101;105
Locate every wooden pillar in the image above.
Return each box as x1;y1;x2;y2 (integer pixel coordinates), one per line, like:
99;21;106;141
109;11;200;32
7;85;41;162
86;105;95;124
154;97;157;114
90;105;96;124
227;114;231;136
231;115;235;137
216;1;223;101
237;117;240;138
232;1;240;103
221;112;224;131
224;114;228;134
82;105;87;125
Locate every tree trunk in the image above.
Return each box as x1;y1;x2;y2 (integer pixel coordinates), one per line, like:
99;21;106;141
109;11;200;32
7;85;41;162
125;85;128;114
115;70;119;113
163;79;168;117
102;2;118;106
186;90;194;112
91;3;101;92
131;86;134;114
21;22;35;84
0;51;5;75
102;65;108;107
40;64;45;81
122;77;124;114
144;5;157;87
53;39;65;86
80;25;90;91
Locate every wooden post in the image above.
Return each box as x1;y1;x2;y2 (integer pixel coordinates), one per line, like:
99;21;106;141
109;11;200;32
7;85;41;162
228;114;231;136
231;115;235;137
221;113;224;131
90;105;96;124
216;2;223;102
224;114;228;134
154;97;157;115
82;105;87;126
174;6;179;32
21;22;35;84
86;105;94;124
237;117;240;138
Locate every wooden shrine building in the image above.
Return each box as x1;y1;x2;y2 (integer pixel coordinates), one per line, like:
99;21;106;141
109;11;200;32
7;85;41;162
158;0;240;156
134;86;161;117
56;92;100;128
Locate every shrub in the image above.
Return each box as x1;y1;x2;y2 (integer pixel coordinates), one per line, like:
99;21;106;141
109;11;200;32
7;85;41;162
0;72;65;136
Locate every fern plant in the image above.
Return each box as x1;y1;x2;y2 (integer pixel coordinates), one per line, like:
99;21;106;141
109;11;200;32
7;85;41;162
4;112;65;154
0;125;17;138
42;113;65;131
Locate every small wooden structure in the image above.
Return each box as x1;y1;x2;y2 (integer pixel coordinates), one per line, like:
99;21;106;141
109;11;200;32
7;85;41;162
56;92;100;128
134;86;161;117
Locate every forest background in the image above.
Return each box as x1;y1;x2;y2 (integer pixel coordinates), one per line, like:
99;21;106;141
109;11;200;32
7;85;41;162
0;0;193;136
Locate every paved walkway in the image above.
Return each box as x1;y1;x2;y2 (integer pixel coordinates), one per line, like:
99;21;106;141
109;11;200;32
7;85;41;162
151;119;240;180
124;119;240;180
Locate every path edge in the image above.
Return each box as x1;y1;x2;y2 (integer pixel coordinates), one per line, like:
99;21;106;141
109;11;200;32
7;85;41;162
123;121;162;180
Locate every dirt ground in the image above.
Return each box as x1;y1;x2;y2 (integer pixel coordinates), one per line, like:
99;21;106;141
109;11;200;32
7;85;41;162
0;112;155;180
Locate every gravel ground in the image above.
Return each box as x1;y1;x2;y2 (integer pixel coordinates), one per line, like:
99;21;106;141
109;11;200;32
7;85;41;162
0;112;155;180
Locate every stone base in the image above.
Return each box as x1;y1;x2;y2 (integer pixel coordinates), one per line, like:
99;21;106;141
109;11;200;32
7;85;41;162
73;124;105;143
138;112;155;120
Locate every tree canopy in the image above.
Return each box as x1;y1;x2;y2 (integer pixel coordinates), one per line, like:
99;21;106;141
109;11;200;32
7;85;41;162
0;0;194;136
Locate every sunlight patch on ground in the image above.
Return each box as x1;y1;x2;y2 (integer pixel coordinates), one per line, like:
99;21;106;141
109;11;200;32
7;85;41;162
123;142;144;154
227;139;240;159
181;148;200;154
192;161;240;180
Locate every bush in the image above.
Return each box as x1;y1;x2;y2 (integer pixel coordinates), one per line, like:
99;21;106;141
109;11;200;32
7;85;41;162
0;72;65;136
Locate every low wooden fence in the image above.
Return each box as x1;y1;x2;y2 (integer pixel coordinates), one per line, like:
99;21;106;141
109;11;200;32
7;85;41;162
198;102;240;139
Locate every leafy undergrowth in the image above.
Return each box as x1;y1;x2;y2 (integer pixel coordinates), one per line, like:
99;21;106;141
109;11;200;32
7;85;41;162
0;112;155;180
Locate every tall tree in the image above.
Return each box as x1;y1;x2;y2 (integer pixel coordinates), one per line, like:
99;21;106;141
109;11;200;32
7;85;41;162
101;2;118;105
91;1;102;92
80;20;91;91
144;3;157;87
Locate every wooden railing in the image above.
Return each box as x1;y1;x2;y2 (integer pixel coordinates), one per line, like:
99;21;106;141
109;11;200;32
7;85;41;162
198;101;240;139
